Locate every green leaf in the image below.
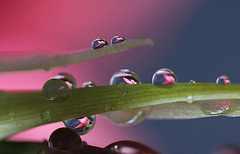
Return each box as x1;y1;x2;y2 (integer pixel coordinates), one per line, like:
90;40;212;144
0;83;240;140
0;38;153;72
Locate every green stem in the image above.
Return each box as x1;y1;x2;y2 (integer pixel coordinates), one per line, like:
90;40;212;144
0;38;153;72
1;83;240;140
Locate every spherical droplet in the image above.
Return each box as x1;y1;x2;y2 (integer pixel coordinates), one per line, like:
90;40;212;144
82;81;96;88
52;73;77;89
216;75;231;84
92;37;108;49
199;75;235;115
41;110;52;123
105;140;159;154
110;35;125;44
152;68;177;86
63;115;96;135
48;128;82;151
42;79;69;102
110;69;140;85
189;80;196;83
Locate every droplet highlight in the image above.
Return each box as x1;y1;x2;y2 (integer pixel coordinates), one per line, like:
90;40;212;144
152;68;177;86
92;37;108;49
52;73;77;89
110;35;125;44
63;115;96;135
42;79;69;102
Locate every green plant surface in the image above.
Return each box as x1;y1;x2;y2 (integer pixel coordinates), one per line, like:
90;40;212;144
0;38;153;72
1;83;240;140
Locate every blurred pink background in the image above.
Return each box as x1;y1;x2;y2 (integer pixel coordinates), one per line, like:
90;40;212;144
0;0;202;152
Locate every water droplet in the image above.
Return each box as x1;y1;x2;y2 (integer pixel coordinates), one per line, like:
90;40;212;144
48;128;82;150
105;140;159;154
52;73;77;89
8;112;15;120
82;80;96;88
92;37;108;49
189;80;196;83
199;75;235;115
216;75;231;84
42;79;69;102
106;107;151;126
152;68;177;86
41;110;52;123
110;35;126;44
63;115;96;135
110;69;140;85
187;95;194;103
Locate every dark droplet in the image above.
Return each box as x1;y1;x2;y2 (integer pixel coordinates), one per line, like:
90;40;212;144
152;68;177;86
92;37;108;49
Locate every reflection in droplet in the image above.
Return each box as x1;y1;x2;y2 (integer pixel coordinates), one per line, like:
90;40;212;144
189;80;196;83
63;115;96;135
42;79;69;102
52;73;77;89
110;35;125;44
82;80;96;88
110;69;141;85
216;75;231;84
152;68;177;86
92;37;108;49
105;140;159;154
41;110;52;123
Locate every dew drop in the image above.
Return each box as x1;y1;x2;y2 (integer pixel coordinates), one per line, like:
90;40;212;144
199;75;235;115
106;69;150;126
52;73;77;89
48;128;82;151
189;80;196;83
152;68;177;86
92;37;108;49
42;79;69;102
41;110;52;123
63;115;96;135
82;80;96;88
187;95;194;103
8;112;15;120
105;140;159;154
110;35;125;44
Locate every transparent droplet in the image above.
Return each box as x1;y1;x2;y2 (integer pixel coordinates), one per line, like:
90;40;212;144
42;79;69;102
105;140;159;154
82;80;96;88
52;73;77;89
92;37;108;49
152;68;177;86
199;75;235;115
8;112;15;120
110;35;125;44
187;95;194;103
107;69;150;126
48;128;82;151
63;115;96;135
189;80;196;83
41;110;52;123
216;75;231;84
110;69;141;85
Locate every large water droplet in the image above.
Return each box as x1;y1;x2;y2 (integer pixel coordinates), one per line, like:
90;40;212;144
107;69;150;126
63;115;96;135
199;75;235;115
92;37;108;49
110;35;125;44
41;110;52;123
48;128;82;151
52;73;77;89
105;140;159;154
42;79;69;102
152;68;177;86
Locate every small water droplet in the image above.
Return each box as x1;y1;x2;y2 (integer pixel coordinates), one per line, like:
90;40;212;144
63;115;96;135
216;75;231;84
187;95;194;103
189;80;196;83
48;128;82;150
110;69;141;85
110;35;126;44
42;79;69;102
105;140;159;154
52;73;77;89
92;37;108;49
41;110;52;123
8;112;15;120
152;68;177;86
82;80;96;88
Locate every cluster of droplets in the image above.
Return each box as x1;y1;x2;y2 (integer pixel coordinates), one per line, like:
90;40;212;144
47;127;159;153
91;35;125;49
